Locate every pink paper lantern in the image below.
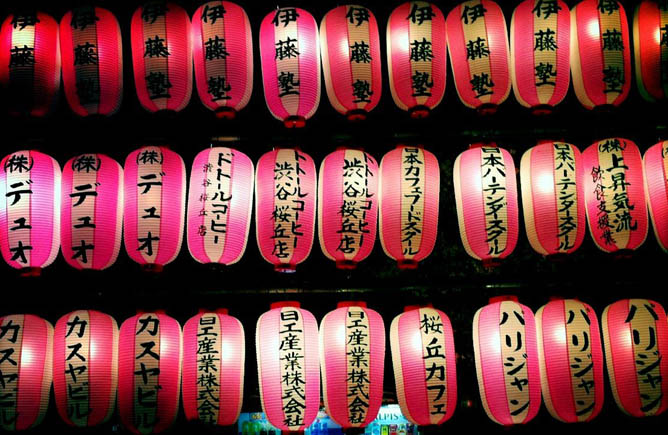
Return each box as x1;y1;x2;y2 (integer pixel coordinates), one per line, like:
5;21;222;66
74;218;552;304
320;302;385;429
446;0;510;114
53;310;119;427
256;148;316;272
187;147;253;265
387;2;447;118
118;312;182;434
260;7;320;128
182;309;244;426
390;306;457;426
0;314;53;431
535;299;604;422
256;302;320;431
192;1;253;119
320;5;382;121
318;148;378;269
644;141;668;252
582;138;648;253
634;0;668;102
602;299;668;417
379;145;439;269
0;150;61;273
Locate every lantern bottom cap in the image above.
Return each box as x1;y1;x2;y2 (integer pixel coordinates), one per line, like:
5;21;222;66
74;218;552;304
613;249;634;260
284;116;306;128
215;107;237;120
409;105;430;119
531;104;553;116
19;267;41;277
476;103;498;116
346;109;367;122
141;264;164;274
335;259;358;270
482;258;501;268
397;259;419;270
274;263;297;273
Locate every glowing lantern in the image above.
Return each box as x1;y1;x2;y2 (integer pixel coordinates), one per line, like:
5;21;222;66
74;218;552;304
0;150;60;274
387;2;447;118
53;310;119;427
379;145;439;268
131;1;192;113
320;5;382;121
0;314;53;431
187;147;253;265
192;1;253;119
510;0;570;113
318;148;378;269
183;309;244;425
453;144;518;264
260;7;320;128
118;312;182;434
582;138;648;253
60;7;123;116
390;306;456;425
571;0;630;110
520;141;585;256
602;299;668;417
124;146;186;271
0;11;60;117
535;299;604;422
634;1;668;101
320;302;385;429
446;0;510;114
257;302;320;431
644;141;668;252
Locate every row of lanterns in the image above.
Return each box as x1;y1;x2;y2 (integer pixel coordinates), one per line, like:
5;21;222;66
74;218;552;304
2;0;667;121
1;297;666;432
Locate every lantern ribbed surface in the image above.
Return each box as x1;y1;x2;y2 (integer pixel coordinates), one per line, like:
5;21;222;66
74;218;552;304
643;141;668;252
634;0;668;102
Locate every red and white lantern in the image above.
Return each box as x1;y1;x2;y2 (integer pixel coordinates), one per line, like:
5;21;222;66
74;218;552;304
320;302;385;429
131;1;192;113
118;312;182;434
60;7;123;116
387;2;447;118
0;314;53;431
257;302;320;431
571;0;631;109
192;1;253;118
379;145;439;268
446;0;510;114
53;310;119;427
183;310;244;426
124;146;186;270
644;141;668;252
634;1;668;102
582;138;648;253
602;299;668;417
535;299;604;422
187;147;253;265
390;306;456;425
320;5;382;121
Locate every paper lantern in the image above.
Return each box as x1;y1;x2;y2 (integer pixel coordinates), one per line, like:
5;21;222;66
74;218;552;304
118;312;182;434
318;148;378;269
453;144;519;264
644;141;668;252
520;141;585;256
0;314;53;431
260;7;320;128
571;0;631;110
131;1;192;113
379;145;439;268
387;2;447;118
256;148;316;272
320;302;385;429
187;147;253;265
61;154;123;270
634;1;668;102
510;0;570;113
390;306;457;426
257;302;320;431
602;299;668;417
582;138;648;253
192;1;253;118
124;146;186;270
53;310;119;427
60;6;123;116
320;5;382;121
535;299;604;422
0;11;60;116
473;297;540;425
183;310;244;426
0;150;61;273
446;0;510;114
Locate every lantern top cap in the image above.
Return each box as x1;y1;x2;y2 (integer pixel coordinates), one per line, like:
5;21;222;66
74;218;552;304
337;301;367;308
488;295;519;304
403;303;433;312
271;301;301;309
